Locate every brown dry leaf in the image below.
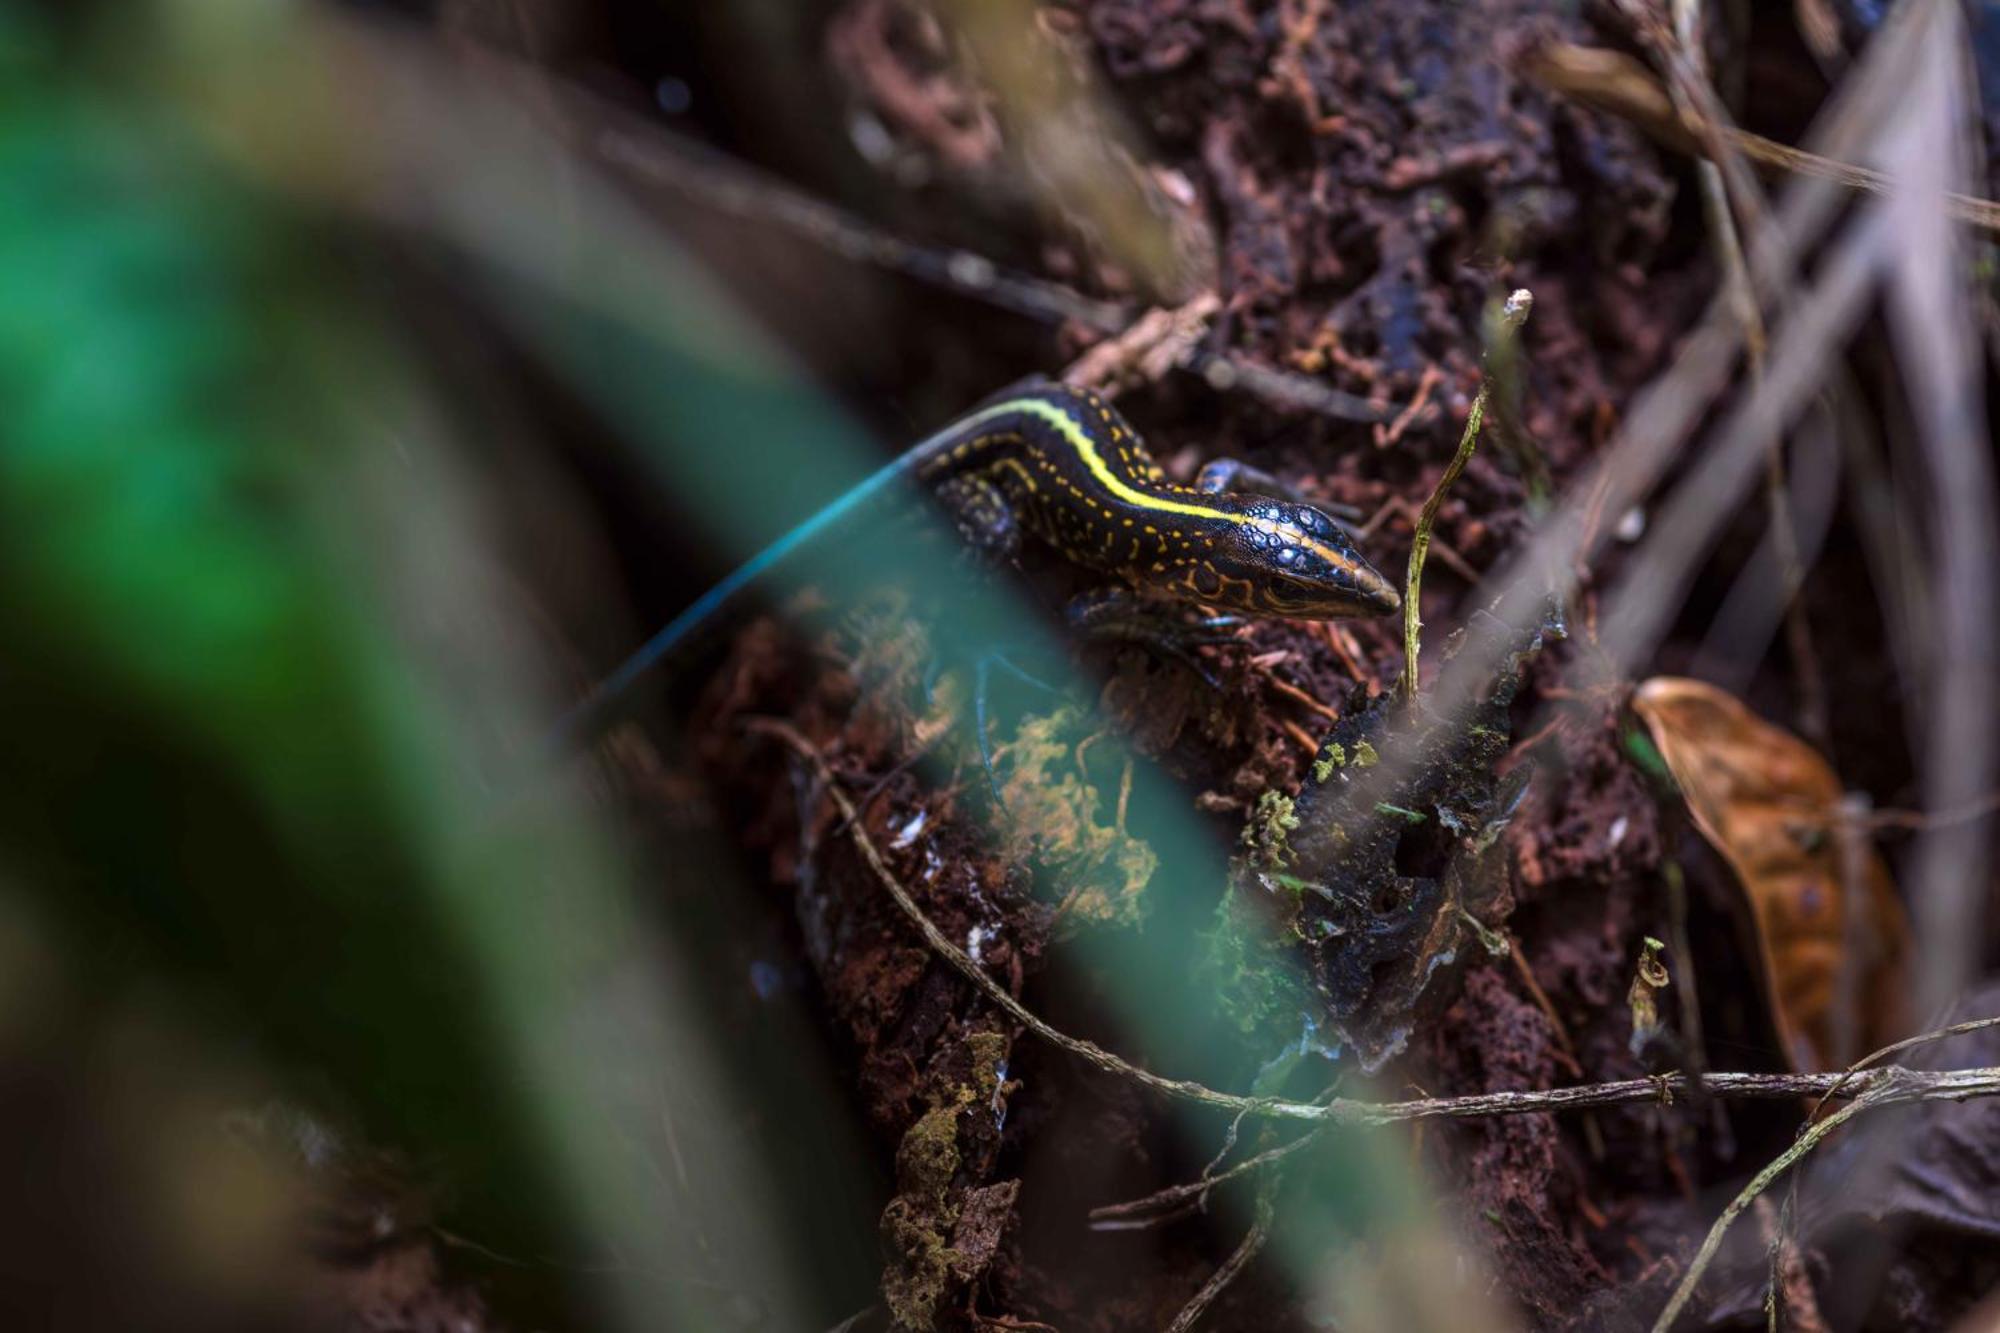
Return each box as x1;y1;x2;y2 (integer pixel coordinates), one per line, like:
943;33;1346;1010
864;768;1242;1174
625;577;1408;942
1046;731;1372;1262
1627;936;1669;1057
1632;677;1910;1070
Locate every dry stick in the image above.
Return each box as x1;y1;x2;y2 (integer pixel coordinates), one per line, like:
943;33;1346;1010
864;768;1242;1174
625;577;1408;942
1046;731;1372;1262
1651;1094;1870;1333
1090;1127;1326;1225
1761;787;2000;834
1808;1013;2000;1121
1400;399;1483;706
1847;790;2000;832
746;716;1317;1118
1165;1182;1276;1333
1507;941;1584;1078
591;122;1391;424
1096;1082;1344;1226
1665;1013;2000;1333
1401;290;1533;708
1765;1015;2000;1320
1521;39;2000;234
1265;671;1345;723
591;124;1125;332
750;715;2000;1129
1659;0;1830;750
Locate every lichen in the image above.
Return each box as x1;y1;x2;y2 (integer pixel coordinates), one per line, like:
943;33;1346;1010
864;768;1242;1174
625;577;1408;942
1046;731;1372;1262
995;705;1157;927
882;1103;965;1329
1313;741;1347;784
1239;789;1300;869
1195;885;1316;1040
965;1030;1008;1101
881;1197;956;1331
880;1030;1019;1330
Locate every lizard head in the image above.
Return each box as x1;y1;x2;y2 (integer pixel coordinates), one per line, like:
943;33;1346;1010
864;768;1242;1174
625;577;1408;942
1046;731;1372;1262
1148;496;1400;619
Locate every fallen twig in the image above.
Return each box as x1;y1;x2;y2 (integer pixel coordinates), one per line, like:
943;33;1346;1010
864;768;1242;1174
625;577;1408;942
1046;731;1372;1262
1373;363;1442;449
1519;39;2000;233
1650;1094;1867;1333
1792;788;2000;834
1673;1013;2000;1332
591;120;1392;423
1166;1181;1276;1333
1653;0;1830;751
1089;1128;1327;1226
593;122;1125;331
1063;292;1220;393
1809;1013;2000;1119
748;714;2000;1130
1263;671;1344;723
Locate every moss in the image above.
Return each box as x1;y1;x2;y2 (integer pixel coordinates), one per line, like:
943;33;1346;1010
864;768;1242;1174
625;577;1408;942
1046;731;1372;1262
1240;789;1300;869
1195;885;1315;1041
880;1029;1019;1330
881;1196;956;1330
996;705;1157;927
965;1030;1008;1102
1313;741;1347;785
882;1103;965;1330
897;1103;963;1198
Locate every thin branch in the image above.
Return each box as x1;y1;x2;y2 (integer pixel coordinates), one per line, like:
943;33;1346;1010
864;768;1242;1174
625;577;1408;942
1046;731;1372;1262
751;712;2000;1131
1656;0;1829;750
1090;1127;1328;1225
1520;39;2000;233
746;716;1320;1118
1807;1013;2000;1122
589;119;1391;423
1754;788;2000;835
1166;1182;1276;1333
1675;1012;2000;1332
1764;1013;2000;1322
1847;790;2000;832
1650;1094;1870;1333
592;122;1126;332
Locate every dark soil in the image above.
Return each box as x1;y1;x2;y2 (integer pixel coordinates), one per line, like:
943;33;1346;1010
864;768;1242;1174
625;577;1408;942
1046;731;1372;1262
347;0;1995;1329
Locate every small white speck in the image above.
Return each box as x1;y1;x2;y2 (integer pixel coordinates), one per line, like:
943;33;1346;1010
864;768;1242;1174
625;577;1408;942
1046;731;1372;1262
848;112;895;165
991;1058;1011;1128
1615;506;1646;542
892;810;928;848
1608;815;1629;849
947;251;996;288
967;924;993;963
1155;167;1197;207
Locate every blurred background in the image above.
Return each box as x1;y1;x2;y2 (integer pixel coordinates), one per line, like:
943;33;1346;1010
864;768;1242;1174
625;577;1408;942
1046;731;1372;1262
5;0;2000;1330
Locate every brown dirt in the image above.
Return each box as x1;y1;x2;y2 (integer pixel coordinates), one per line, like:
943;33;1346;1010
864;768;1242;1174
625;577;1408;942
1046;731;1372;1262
678;0;1719;1326
512;0;1978;1328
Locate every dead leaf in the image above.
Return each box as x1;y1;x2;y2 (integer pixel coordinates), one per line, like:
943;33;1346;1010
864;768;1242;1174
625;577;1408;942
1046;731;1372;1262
1628;936;1669;1057
947;1179;1020;1281
1632;677;1910;1070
